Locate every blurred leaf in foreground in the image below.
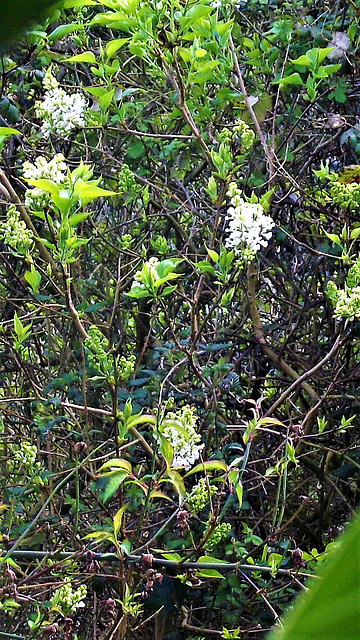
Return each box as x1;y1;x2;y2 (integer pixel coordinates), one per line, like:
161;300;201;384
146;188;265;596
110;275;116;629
0;0;59;47
268;510;360;640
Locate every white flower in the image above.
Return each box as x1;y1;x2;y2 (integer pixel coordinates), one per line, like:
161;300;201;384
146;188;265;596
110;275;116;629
0;204;33;255
36;68;86;138
159;405;204;469
22;153;68;210
23;153;67;183
225;182;275;254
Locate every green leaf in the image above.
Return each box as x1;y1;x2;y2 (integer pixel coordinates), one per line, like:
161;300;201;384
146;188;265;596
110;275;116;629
127;140;145;159
69;211;92;227
24;266;41;294
63;0;97;6
324;231;342;246
206;247;219;263
159;434;174;468
268;511;360;640
106;38;130;59
102;471;128;503
198;555;227;564
156;258;183;278
228;468;243;507
127;413;156;427
195;569;225;579
234;479;243;507
161;285;178;297
48;24;82;42
309;47;335;65
113;505;126;537
161;552;182;561
39;238;56;250
14;311;24;339
350;228;360;240
99;88;115;112
179;47;193;63
125;287;152;299
320;63;342;77
67;51;97;64
155;273;182;287
290;54;311;67
73;182;117;199
196;260;216;275
272;73;304;87
149;490;172;501
97;458;132;474
160;469;186;501
184;460;228;477
25;179;59;195
0;126;21;136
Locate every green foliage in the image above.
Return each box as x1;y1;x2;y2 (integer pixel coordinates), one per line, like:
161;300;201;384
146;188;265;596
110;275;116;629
268;511;360;640
0;0;359;638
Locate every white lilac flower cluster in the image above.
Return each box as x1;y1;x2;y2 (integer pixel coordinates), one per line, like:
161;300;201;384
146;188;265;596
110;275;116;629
0;204;33;255
225;182;275;259
35;67;86;138
23;153;68;210
50;577;87;616
160;405;204;469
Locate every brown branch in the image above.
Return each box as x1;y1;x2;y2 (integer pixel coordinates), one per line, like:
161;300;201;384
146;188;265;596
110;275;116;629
265;333;344;417
247;261;319;402
0;169;57;270
229;35;274;179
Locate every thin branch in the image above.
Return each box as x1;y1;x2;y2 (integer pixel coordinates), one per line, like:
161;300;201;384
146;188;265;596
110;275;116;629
229;35;274;178
247;261;319;401
0;169;57;270
2;549;315;578
265;333;344;417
